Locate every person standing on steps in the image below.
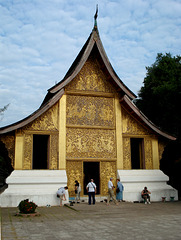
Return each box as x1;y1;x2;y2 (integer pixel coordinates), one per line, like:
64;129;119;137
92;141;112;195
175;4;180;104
116;179;124;202
107;177;118;206
75;180;81;203
86;179;96;205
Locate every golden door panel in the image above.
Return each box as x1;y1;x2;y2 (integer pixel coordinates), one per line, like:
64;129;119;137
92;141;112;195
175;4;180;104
123;137;131;169
66;128;116;159
23;134;32;169
66;95;115;128
49;134;58;170
100;161;117;196
66;161;82;197
145;138;153;169
66;56;116;93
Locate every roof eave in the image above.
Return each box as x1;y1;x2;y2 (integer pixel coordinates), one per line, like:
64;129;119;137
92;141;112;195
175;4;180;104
0;89;64;134
120;95;176;141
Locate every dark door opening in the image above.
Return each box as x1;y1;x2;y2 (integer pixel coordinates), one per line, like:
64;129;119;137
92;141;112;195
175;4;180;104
131;138;144;169
33;135;49;169
83;162;100;195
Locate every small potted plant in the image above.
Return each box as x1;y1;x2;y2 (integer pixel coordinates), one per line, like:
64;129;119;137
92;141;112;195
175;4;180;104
16;199;39;217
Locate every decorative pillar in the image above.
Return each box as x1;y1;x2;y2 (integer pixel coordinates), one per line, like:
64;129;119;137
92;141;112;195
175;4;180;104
59;95;66;170
14;131;24;170
115;98;123;169
152;138;159;169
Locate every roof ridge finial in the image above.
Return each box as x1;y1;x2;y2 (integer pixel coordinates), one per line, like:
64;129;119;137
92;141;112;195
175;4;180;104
94;4;98;30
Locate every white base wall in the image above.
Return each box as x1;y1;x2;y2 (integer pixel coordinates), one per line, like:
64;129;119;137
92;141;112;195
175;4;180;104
117;170;178;202
0;170;69;207
0;169;178;207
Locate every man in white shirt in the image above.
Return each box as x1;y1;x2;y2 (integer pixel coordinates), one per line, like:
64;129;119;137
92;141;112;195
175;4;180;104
57;186;68;206
107;177;118;206
86;179;96;205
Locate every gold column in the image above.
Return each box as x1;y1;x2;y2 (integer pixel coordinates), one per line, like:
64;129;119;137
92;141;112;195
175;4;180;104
152;138;159;169
115;98;123;169
14;132;24;170
59;95;66;170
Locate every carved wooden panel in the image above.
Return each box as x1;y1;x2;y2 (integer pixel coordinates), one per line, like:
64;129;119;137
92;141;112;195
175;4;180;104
66;95;115;127
122;108;150;135
23;134;32;169
49;134;58;169
145;138;153;169
0;135;15;168
66;128;116;159
66;56;116;93
100;161;117;195
66;161;82;197
23;103;59;131
123;137;131;169
158;141;166;161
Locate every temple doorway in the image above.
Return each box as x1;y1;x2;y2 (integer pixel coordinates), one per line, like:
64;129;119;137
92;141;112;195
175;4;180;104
33;134;49;169
83;162;100;195
131;138;144;169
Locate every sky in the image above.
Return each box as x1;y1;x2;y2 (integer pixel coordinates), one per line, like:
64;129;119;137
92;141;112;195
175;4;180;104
0;0;181;127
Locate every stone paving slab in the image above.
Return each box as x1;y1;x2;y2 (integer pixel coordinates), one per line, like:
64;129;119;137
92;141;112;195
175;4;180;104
1;201;181;240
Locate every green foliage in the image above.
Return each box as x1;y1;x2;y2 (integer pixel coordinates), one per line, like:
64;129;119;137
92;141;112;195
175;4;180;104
135;53;181;196
136;53;181;137
0;141;14;184
18;199;38;214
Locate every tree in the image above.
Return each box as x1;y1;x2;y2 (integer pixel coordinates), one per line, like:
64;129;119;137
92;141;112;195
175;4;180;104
135;53;181;138
135;53;181;197
0;104;10;121
0;141;14;186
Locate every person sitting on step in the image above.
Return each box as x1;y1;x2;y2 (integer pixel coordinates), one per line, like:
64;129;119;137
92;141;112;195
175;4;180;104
141;186;151;204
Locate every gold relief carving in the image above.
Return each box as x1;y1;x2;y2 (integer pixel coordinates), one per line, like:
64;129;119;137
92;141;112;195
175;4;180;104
100;161;117;195
49;134;58;169
66;95;115;127
66;161;82;197
23;134;32;169
0;135;15;168
158;141;166;161
144;138;153;169
122;108;150;135
66;56;116;93
66;128;116;159
123;138;131;169
23;103;59;131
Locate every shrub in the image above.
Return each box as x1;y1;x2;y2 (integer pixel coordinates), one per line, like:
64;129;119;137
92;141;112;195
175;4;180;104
18;199;37;214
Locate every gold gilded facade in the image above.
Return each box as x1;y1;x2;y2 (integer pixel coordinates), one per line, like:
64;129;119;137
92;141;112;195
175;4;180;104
66;95;115;128
66;56;116;93
122;108;150;135
0;40;169;197
100;161;117;196
66;128;116;159
66;161;82;197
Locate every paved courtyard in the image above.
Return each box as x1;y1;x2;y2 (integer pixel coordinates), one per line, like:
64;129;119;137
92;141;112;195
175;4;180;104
1;201;181;240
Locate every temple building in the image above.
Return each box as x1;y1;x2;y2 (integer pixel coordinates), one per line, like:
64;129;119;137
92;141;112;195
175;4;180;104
0;16;178;207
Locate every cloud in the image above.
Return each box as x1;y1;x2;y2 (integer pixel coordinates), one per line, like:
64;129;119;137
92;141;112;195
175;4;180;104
0;0;181;127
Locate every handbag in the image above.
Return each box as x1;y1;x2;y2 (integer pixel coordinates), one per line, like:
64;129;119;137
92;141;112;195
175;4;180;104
116;188;120;193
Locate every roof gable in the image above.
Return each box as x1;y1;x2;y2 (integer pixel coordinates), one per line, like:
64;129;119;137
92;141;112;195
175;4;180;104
46;29;136;99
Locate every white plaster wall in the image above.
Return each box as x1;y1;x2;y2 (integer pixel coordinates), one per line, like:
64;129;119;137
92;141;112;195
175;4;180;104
0;170;69;207
117;170;178;202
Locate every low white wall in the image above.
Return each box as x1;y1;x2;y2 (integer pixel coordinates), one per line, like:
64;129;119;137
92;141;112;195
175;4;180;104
0;170;69;207
117;170;178;202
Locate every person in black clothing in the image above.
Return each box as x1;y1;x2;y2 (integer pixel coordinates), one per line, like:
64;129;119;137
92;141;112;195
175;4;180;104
75;180;81;203
141;186;151;204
